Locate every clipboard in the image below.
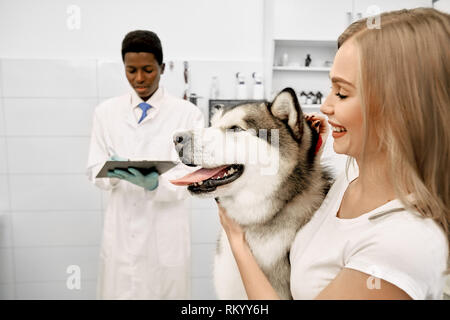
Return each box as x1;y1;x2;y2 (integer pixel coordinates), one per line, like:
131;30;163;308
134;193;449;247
96;160;179;178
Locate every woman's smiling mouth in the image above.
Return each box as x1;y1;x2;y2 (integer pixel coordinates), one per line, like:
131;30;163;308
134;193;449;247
328;120;348;138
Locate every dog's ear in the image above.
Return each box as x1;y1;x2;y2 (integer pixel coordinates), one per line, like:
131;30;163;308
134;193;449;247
269;88;304;140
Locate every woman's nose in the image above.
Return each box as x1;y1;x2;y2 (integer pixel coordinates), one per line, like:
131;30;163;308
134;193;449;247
320;94;334;115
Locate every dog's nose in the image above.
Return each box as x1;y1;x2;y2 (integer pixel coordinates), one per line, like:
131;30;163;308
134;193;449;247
173;131;197;166
173;131;192;146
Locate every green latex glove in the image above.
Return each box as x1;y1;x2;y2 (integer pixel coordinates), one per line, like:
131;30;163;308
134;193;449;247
109;154;128;161
107;168;159;191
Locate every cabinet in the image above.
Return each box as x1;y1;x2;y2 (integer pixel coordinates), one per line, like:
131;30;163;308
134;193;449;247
271;39;336;111
264;0;433;106
272;0;432;41
353;0;432;21
263;0;434;175
273;0;353;41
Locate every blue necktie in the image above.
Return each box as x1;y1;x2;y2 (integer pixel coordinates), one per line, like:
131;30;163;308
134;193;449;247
138;102;152;124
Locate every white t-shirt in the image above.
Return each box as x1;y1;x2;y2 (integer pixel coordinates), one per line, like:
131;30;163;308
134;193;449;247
290;165;449;300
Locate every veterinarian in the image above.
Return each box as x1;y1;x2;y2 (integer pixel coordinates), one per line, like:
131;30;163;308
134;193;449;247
86;30;204;299
216;8;449;300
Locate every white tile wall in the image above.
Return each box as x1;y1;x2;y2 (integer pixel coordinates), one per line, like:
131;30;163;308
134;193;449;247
12;211;102;247
191;209;221;244
15;281;97;300
7;137;90;174
0;57;278;300
14;246;99;282
191;243;216;278
0;212;13;247
0;175;9;212
192;277;217;300
0;137;7;173
0;284;15;299
0;248;15;284
3;98;97;136
0;100;5;136
0;58;103;299
97;60;130;99
1;59;98;98
0;60;3;97
9;175;101;211
191;197;217;210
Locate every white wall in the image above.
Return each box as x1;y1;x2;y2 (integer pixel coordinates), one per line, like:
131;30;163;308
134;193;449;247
0;0;266;121
0;0;350;300
0;0;266;300
0;0;264;61
434;0;450;13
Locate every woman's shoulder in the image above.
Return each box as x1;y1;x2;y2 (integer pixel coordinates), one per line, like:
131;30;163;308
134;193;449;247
354;207;449;268
345;208;448;300
374;208;447;244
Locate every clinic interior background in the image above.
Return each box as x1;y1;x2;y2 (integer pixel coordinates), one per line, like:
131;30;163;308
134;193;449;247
0;0;449;299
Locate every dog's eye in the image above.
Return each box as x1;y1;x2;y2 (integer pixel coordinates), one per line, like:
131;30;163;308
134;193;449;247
229;126;244;132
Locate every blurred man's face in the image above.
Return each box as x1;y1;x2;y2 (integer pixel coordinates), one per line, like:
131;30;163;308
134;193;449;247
124;52;165;101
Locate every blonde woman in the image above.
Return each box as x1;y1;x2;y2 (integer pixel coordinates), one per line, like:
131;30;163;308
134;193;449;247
217;8;449;300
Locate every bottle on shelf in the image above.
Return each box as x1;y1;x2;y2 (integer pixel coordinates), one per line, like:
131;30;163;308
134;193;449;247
252;72;264;100
316;91;323;105
299;91;307;104
210;76;220;99
307;91;315;105
236;72;247;99
282;53;289;66
305;54;312;67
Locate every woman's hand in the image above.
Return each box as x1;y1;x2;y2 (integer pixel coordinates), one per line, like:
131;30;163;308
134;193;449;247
304;112;329;157
215;198;245;245
214;198;281;300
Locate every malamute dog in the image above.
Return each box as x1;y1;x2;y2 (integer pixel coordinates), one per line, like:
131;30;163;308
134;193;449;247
170;88;333;299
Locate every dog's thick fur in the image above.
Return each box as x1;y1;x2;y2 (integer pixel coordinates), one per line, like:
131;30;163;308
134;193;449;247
173;88;333;299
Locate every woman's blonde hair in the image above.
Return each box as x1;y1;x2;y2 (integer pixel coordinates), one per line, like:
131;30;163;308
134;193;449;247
339;8;450;272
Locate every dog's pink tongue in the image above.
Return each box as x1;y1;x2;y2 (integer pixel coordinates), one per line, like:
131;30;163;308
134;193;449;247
169;165;229;186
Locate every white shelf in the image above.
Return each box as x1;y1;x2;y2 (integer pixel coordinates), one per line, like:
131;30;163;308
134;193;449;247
273;66;331;72
274;39;337;47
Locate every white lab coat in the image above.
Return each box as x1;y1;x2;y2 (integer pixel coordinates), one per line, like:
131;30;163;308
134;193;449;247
86;87;205;299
